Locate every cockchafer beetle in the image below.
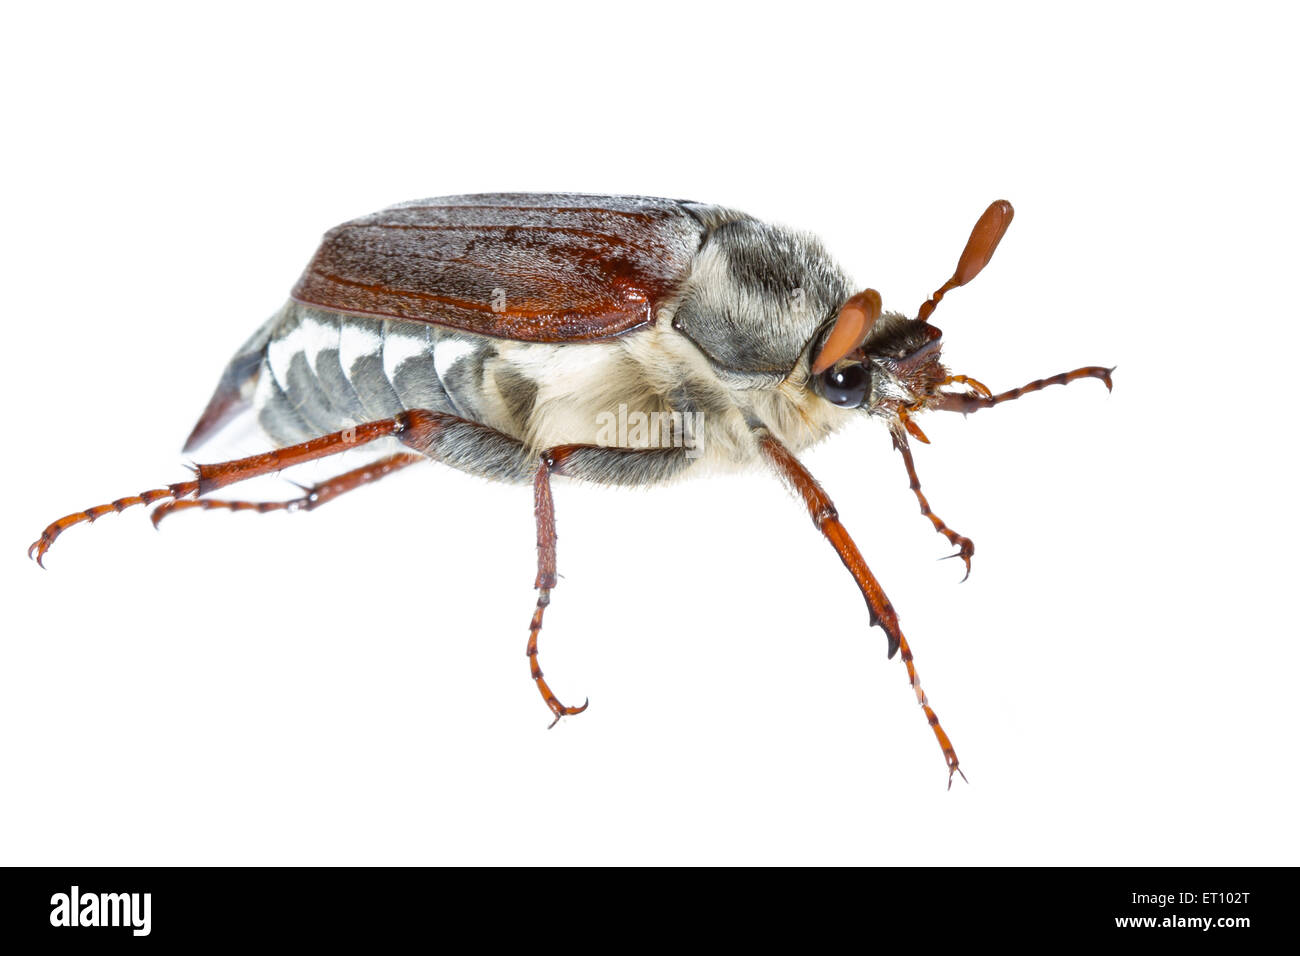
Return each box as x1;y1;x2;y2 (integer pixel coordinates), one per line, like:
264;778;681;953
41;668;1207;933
28;194;1113;786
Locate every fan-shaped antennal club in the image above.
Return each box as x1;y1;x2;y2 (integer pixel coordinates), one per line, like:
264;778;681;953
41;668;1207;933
811;289;883;375
917;200;1014;323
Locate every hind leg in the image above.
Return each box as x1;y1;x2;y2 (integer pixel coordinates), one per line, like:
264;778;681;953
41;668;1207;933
148;452;424;527
29;409;694;727
29;414;438;565
27;410;544;565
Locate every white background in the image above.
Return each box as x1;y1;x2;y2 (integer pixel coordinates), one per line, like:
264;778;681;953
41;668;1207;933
2;2;1295;865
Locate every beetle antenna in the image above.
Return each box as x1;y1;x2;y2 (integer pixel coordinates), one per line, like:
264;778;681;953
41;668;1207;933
917;200;1014;323
811;289;882;374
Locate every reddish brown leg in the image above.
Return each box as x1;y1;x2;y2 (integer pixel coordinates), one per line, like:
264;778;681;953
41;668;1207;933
528;448;591;727
935;366;1114;414
893;433;975;580
149;453;423;527
28;411;450;566
759;432;965;788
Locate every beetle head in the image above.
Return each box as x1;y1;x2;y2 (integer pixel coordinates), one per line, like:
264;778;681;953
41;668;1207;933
808;200;1015;434
810;309;948;420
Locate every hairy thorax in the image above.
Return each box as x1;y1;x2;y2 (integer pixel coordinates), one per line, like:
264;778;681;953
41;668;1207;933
502;309;857;471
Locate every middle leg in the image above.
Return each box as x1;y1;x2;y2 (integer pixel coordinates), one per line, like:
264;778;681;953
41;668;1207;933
527;443;695;725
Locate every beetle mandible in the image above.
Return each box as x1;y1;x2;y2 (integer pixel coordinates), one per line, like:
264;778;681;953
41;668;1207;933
28;194;1113;786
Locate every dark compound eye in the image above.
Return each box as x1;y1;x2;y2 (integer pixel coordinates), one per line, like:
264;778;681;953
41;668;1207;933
820;363;870;407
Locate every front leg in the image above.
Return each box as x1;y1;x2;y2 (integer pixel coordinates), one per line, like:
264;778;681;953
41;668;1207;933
893;432;976;580
934;365;1113;414
757;430;965;787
